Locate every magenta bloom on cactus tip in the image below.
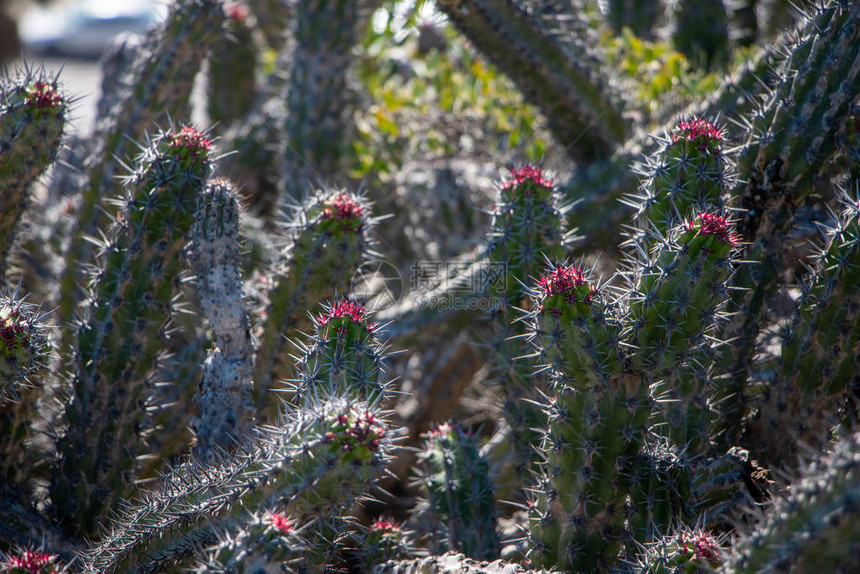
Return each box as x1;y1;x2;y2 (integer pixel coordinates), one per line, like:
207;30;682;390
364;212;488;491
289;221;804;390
687;212;738;246
671;117;723;154
502;165;554;195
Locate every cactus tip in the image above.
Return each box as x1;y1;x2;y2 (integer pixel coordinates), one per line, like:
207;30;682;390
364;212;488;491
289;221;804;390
536;264;593;315
502;165;554;194
671;117;723;154
321;192;364;233
270;512;293;533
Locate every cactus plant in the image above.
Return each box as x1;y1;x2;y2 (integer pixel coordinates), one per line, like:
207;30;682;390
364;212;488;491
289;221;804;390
1;1;860;573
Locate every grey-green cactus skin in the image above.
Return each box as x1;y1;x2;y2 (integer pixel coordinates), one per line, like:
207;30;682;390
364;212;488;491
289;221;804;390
3;1;860;573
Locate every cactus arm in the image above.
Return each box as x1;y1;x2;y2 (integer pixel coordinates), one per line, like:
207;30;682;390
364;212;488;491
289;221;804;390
252;189;371;410
207;4;258;128
413;423;499;560
57;0;224;326
51;127;211;535
434;0;629;162
280;1;379;200
295;298;390;404
188;179;256;460
526;263;650;571
726;430;860;573
82;397;394;574
0;69;66;278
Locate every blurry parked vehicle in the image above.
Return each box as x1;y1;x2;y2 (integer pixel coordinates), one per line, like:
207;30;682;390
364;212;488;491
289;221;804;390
18;0;166;59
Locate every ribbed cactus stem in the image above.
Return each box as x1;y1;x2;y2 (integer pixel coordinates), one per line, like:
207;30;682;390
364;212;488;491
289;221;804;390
295;298;389;404
670;0;731;69
527;263;650;571
0;69;65;277
435;0;628;162
253;188;371;410
600;0;660;39
628;117;728;238
82;396;394;574
0;290;51;485
487;165;569;480
626;436;691;545
58;0;224;325
630;213;738;455
415;422;499;561
718;1;860;441
52;126;211;535
281;0;373;200
189;179;255;460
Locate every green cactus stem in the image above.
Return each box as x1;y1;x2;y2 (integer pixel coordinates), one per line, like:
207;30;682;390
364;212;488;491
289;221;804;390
670;0;731;69
188;179;256;461
57;0;224;327
717;1;860;445
626;436;691;545
435;0;629;162
414;422;499;561
628;212;739;456
746;187;860;466
0;68;66;279
83;396;394;573
51;126;212;536
280;0;377;200
294;298;390;404
253;188;373;411
626;117;729;241
486;165;570;482
526;263;650;571
601;0;661;39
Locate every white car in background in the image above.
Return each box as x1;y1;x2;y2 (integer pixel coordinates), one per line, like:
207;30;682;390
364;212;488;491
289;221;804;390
18;0;167;59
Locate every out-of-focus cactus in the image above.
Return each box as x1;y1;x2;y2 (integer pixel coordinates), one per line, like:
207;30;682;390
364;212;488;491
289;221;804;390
434;0;630;162
669;0;731;69
2;1;860;573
